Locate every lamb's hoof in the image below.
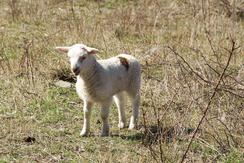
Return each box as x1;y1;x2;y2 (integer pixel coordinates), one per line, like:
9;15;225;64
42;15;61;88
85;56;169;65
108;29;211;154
118;122;126;129
80;130;89;137
129;117;137;130
128;123;136;130
100;131;109;137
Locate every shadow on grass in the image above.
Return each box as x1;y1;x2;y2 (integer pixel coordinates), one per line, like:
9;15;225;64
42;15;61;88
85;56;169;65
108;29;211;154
141;125;195;145
116;133;144;141
107;125;196;145
84;132;144;141
110;125;196;145
51;68;76;83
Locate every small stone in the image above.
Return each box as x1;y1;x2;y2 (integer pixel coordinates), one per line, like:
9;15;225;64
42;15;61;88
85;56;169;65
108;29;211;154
54;80;72;88
75;145;85;153
144;47;160;58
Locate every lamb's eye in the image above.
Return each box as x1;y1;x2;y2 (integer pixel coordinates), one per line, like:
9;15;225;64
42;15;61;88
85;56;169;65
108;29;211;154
79;56;86;63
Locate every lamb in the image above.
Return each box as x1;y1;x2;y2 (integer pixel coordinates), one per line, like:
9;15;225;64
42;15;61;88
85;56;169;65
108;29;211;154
55;44;141;136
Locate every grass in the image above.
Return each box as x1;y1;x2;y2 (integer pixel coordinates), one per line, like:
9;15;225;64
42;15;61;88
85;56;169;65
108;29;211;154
0;85;145;162
0;0;244;162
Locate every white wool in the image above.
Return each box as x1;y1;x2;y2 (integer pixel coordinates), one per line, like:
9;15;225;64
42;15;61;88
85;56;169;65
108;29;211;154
56;44;141;136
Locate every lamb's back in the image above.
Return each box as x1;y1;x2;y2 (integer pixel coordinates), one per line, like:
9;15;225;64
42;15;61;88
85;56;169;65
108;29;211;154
97;54;140;94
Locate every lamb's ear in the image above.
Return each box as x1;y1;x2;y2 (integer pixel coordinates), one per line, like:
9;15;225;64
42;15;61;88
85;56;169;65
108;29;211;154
55;46;70;53
85;47;99;55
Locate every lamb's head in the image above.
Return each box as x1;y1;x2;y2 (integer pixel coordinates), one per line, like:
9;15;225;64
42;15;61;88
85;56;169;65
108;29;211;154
55;44;99;76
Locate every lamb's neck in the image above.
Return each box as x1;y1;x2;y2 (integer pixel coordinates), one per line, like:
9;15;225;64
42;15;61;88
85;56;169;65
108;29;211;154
81;60;97;80
79;60;101;94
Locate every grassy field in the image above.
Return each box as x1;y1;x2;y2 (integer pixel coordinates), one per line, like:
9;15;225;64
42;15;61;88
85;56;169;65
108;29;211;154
0;0;244;162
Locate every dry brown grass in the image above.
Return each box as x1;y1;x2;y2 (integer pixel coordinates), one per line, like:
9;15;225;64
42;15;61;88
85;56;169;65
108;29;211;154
0;0;243;162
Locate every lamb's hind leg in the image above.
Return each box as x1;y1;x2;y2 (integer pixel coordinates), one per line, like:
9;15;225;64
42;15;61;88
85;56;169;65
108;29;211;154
113;92;126;129
128;92;140;130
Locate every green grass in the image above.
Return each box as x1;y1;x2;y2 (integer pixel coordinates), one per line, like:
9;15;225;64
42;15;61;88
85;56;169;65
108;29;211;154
0;88;145;162
0;83;146;162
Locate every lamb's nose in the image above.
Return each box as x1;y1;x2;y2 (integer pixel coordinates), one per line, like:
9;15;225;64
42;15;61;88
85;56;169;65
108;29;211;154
72;67;80;76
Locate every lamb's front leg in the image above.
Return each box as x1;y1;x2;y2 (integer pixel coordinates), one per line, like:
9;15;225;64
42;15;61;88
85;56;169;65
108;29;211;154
80;101;93;137
100;101;112;136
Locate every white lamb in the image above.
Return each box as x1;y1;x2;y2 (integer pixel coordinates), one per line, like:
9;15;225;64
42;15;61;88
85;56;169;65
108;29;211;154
55;44;141;136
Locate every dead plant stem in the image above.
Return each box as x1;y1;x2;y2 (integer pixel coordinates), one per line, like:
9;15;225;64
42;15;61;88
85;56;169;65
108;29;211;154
180;39;238;163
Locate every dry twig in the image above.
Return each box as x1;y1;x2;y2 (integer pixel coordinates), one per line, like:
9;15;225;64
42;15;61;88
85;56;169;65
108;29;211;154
180;38;239;163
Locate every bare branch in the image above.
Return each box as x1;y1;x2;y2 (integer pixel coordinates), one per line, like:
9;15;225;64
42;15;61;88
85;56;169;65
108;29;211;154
180;39;238;163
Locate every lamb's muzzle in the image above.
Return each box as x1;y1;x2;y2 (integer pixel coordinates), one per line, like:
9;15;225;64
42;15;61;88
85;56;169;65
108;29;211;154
72;66;80;76
55;43;141;137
